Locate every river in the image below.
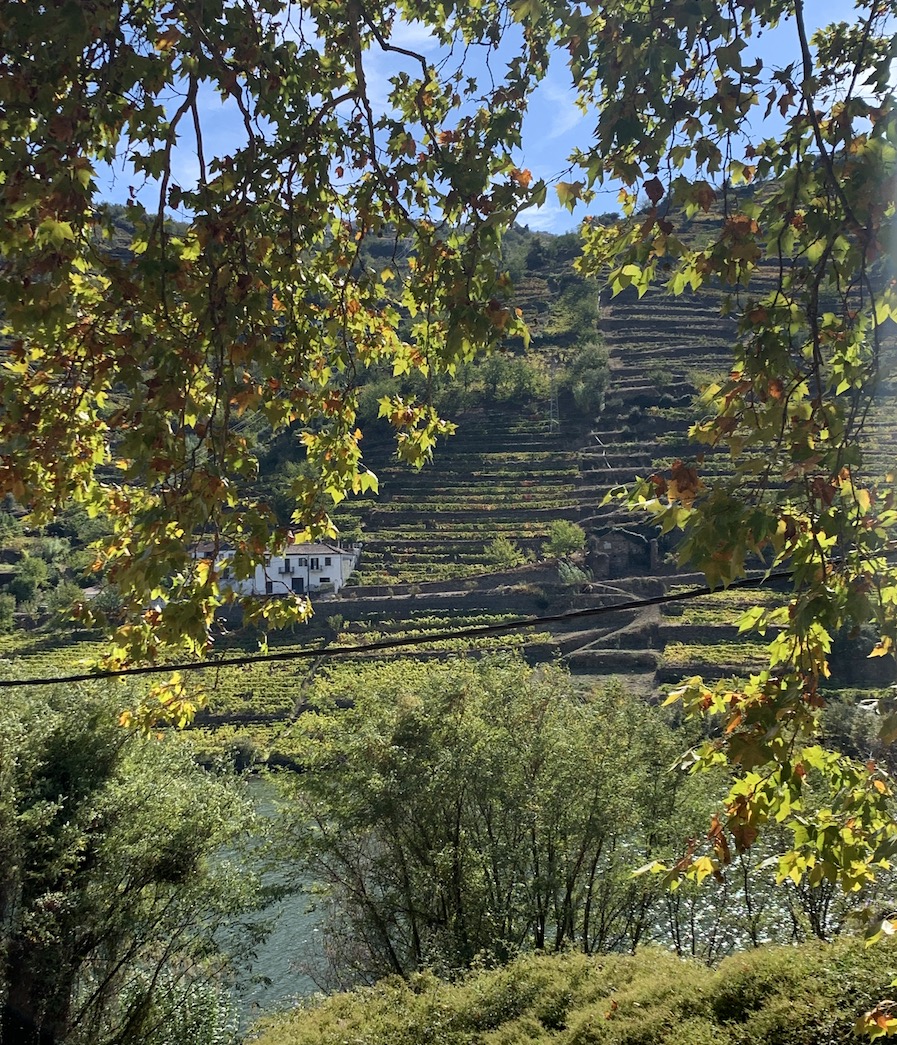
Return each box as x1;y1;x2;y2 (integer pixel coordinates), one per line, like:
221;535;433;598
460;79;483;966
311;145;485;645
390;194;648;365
230;777;324;1031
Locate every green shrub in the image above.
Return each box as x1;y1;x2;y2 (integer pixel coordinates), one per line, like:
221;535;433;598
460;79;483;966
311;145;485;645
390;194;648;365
564;340;609;415
663;1016;732;1045
6;555;48;605
326;613;345;635
710;940;897;1045
0;510;21;539
485;535;525;568
45;578;82;621
545;519;586;557
0;592;14;633
251;940;897;1045
0;683;266;1045
558;559;591;585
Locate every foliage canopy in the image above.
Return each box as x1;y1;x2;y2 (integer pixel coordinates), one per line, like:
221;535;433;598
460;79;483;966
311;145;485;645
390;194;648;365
281;658;703;980
278;656;861;985
569;0;897;927
0;0;539;706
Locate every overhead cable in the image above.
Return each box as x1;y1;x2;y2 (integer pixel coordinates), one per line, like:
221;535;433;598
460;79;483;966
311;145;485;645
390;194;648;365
0;569;795;689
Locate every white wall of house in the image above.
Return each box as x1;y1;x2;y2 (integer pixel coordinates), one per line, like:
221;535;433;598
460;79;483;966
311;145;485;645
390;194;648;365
223;542;360;597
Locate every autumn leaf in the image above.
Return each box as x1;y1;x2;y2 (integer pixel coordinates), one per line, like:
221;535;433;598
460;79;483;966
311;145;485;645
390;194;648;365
155;26;181;50
643;176;664;205
556;180;585;211
869;636;893;658
692;182;716;211
667;460;703;507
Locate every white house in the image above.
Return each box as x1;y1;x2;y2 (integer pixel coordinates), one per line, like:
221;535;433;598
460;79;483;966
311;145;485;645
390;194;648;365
222;541;361;597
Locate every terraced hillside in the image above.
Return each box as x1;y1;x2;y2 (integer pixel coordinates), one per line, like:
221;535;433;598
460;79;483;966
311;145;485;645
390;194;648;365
350;411;588;586
299;238;897;715
2;220;894;767
283;282;740;702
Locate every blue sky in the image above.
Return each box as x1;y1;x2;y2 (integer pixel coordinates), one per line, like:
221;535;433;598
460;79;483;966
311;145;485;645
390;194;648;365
510;0;874;231
101;1;878;236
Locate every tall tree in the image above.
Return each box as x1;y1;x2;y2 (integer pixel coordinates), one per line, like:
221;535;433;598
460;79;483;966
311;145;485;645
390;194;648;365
281;657;726;983
0;682;264;1045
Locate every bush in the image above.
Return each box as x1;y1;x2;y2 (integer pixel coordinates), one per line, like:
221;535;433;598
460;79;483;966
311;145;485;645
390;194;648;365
31;535;70;564
326;613;345;635
278;657;713;984
92;583;124;616
45;578;83;622
544;519;586;557
250;940;897;1045
0;593;14;633
565;341;609;415
6;554;49;605
710;940;897;1045
557;559;591;585
0;510;21;540
485;535;525;569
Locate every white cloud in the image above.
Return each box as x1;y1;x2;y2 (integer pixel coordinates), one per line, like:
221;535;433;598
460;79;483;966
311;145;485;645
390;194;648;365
538;79;584;140
388;18;442;54
518;197;578;233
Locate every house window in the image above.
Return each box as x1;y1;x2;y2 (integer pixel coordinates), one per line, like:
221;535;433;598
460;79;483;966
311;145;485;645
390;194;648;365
324;556;331;566
298;557;307;566
265;580;273;595
310;557;320;570
320;576;330;583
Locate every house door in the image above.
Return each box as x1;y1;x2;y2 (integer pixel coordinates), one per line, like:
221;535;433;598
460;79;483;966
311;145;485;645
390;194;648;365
291;576;305;594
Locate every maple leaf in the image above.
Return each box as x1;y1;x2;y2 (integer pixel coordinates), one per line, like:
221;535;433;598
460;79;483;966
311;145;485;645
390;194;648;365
643;175;664;205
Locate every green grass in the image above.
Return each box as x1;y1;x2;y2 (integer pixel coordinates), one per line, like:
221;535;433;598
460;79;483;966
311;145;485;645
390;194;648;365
662;589;787;626
663;640;770;670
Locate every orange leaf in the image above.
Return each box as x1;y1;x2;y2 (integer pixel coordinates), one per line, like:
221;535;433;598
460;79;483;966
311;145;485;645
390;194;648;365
155;27;181;50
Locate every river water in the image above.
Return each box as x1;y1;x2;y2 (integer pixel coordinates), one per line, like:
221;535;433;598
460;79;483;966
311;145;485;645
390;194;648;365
231;778;324;1031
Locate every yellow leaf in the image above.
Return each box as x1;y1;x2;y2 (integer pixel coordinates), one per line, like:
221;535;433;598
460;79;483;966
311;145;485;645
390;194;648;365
556;180;585;211
692;855;717;884
869;636;892;658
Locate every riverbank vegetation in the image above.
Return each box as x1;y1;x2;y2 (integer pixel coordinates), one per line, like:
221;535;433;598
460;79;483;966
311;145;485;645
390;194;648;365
251;940;897;1045
0;683;267;1045
272;656;896;989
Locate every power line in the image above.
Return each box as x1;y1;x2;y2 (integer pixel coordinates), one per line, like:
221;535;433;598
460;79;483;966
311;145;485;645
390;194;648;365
0;570;793;690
